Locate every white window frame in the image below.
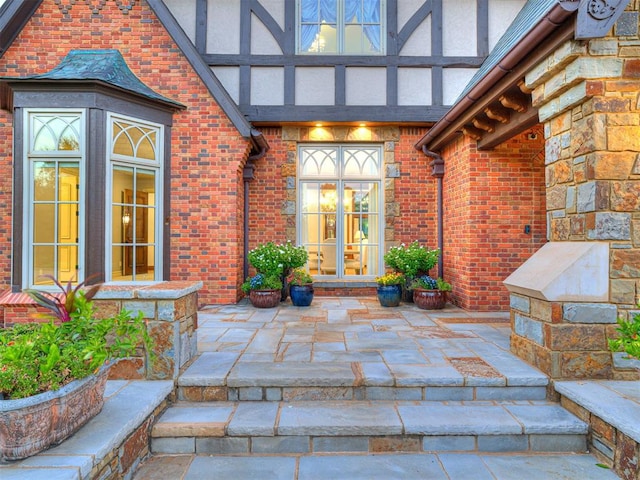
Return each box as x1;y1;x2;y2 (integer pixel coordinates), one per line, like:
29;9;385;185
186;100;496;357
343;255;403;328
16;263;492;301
296;0;386;55
105;112;164;282
297;144;383;279
22;108;86;289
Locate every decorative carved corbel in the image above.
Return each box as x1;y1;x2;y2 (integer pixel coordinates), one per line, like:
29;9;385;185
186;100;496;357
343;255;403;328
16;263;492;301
484;104;511;124
576;0;631;39
499;91;529;113
472;116;495;133
462;125;484;141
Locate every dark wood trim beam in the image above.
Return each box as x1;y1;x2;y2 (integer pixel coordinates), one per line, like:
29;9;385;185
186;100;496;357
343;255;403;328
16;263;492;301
195;0;207;53
387;0;398;56
477;0;489;57
243;105;448;123
478;106;539;150
335;65;346;105
11;107;24;291
431;0;443;56
85;108;106;284
201;53;485;68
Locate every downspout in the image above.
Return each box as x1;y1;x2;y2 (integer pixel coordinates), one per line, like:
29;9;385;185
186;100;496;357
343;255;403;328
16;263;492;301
421;146;445;278
243;129;269;280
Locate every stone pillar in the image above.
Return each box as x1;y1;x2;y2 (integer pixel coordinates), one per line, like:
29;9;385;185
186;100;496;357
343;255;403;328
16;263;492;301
505;25;640;379
93;281;202;381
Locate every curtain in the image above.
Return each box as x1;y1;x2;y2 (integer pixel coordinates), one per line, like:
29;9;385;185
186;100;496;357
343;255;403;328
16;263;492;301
300;0;380;52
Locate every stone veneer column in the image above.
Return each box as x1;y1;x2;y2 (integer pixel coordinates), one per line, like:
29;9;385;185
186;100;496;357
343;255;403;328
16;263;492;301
505;19;640;379
93;281;201;381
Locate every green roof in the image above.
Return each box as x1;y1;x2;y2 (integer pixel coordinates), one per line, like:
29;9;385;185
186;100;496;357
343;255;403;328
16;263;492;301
6;49;184;108
456;0;558;103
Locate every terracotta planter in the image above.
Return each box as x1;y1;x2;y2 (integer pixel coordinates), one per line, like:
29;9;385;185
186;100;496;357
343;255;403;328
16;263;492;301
249;289;281;308
413;288;447;310
0;365;109;461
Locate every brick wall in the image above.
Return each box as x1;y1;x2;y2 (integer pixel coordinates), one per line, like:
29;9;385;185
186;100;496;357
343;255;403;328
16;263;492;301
442;129;547;311
0;0;250;305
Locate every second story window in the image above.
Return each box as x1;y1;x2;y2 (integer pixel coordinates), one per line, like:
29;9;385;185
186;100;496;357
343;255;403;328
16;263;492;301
298;0;385;55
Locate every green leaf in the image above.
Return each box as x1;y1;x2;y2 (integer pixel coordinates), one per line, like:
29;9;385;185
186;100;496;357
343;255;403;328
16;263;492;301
595;463;610;469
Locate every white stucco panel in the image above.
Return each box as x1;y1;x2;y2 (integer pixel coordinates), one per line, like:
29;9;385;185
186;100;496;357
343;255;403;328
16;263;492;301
398;68;432;106
503;242;610;302
251;13;283;54
259;0;285;30
442;68;478;105
397;0;427;29
211;67;240;104
399;16;432;56
295;68;335;106
489;0;527;50
207;0;240;54
345;68;386;106
164;0;196;43
443;0;477;56
251;67;284;105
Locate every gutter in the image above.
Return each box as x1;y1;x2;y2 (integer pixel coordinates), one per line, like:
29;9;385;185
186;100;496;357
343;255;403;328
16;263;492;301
243;129;270;279
421;146;445;279
414;2;576;151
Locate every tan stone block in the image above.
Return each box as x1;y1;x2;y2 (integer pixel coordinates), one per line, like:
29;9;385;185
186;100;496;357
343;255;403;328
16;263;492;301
152;421;226;438
592;152;636;179
547;184;568;210
548;324;606;351
555;160;573;183
121;418;152;472
574;163;587;183
370;436;421;453
611;249;640;278
93;300;122;320
609;126;640;151
282;127;301;141
108;358;145;380
560;397;590;422
281;163;296;177
551;218;571;240
619;46;640;57
610;279;637;304
591;415;615;443
549;110;572;135
614;431;640;479
607;113;640;125
560;351;612;378
175;296;187;320
612;181;640;211
633;220;640;247
530;298;553;322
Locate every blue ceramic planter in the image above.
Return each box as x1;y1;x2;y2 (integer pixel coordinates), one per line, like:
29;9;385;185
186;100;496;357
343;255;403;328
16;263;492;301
377;284;402;307
290;284;314;307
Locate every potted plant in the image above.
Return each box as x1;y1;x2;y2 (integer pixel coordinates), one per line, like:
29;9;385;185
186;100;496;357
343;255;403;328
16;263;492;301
411;275;451;310
0;276;152;461
375;272;404;307
277;241;309;300
383;242;439;302
287;268;314;307
608;310;640;371
247;241;308;301
241;273;283;308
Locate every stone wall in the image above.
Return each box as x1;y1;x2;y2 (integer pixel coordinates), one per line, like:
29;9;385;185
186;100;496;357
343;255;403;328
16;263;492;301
509;9;640;378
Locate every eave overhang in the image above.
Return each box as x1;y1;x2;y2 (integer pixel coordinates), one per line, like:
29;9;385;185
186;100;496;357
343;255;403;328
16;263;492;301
415;1;578;152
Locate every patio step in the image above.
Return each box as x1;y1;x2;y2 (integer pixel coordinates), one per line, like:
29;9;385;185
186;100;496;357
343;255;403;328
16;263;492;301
149;399;588;456
177;352;549;402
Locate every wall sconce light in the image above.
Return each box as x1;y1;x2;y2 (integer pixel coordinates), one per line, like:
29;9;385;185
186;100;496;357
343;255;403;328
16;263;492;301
122;209;131;227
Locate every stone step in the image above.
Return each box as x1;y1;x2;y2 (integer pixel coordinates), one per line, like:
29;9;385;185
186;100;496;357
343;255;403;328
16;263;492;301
177;352;549;402
134;452;621;480
150;400;588;456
